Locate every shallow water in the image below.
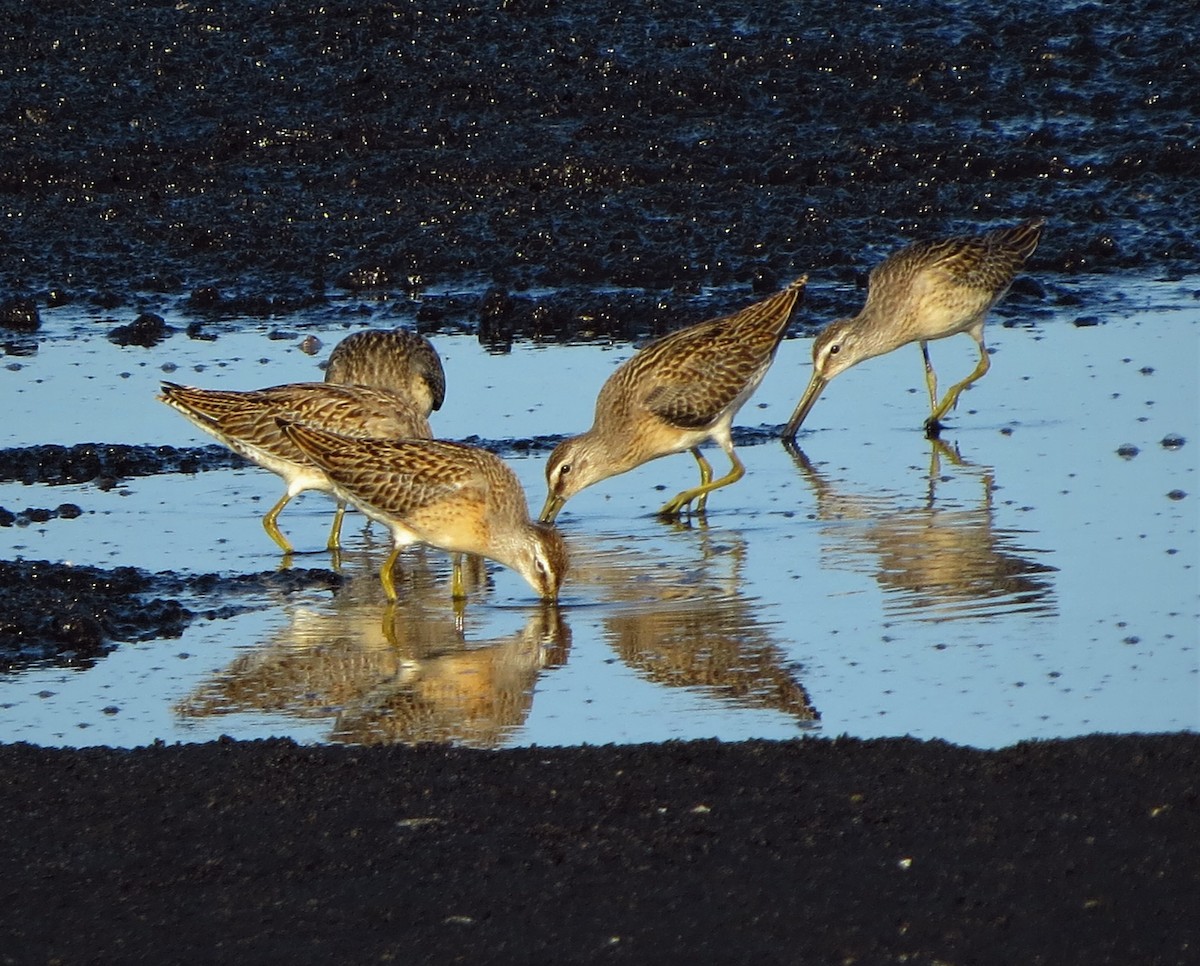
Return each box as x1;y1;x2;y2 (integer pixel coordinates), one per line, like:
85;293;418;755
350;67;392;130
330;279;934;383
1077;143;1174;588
0;274;1196;748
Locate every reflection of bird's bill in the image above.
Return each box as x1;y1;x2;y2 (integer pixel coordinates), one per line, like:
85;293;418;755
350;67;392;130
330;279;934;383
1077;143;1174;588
539;606;572;668
381;599;570;666
782;371;827;440
927;437;968;474
333;603;573;747
539;492;565;524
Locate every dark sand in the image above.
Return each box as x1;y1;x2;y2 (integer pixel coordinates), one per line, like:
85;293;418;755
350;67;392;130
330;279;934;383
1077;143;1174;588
1;1;1197;961
2;735;1197;964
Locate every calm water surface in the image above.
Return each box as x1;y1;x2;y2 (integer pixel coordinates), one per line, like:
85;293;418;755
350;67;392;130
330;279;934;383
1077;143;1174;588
0;275;1196;748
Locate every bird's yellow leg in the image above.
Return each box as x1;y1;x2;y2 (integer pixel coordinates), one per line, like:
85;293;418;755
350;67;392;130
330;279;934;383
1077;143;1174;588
928;342;991;429
690;447;714;513
659;449;745;518
920;340;940;413
379;545;403;601
325;500;347;552
450;553;467;600
261;493;295;553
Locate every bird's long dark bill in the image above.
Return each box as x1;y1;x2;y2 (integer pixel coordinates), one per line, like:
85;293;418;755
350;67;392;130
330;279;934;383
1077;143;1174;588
539;493;564;524
782;373;828;440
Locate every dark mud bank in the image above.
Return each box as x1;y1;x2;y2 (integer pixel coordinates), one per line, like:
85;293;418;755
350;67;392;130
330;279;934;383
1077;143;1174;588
1;0;1197;338
1;733;1197;964
0;558;341;670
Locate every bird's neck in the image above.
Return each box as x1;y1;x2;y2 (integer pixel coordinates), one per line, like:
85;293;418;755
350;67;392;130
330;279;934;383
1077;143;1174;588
848;310;908;360
577;425;645;483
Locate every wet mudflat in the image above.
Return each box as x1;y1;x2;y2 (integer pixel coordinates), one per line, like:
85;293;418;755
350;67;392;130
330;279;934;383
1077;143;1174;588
1;0;1197;962
0;278;1194;750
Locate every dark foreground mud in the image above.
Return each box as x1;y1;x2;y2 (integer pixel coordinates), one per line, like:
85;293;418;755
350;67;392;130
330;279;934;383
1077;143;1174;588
1;734;1196;964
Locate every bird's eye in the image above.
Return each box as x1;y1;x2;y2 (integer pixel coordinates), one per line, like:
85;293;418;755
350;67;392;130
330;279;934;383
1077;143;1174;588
829;343;841;355
558;462;571;477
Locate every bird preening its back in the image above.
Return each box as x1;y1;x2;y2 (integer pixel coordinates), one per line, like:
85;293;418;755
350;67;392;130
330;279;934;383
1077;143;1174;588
541;275;807;522
782;218;1043;440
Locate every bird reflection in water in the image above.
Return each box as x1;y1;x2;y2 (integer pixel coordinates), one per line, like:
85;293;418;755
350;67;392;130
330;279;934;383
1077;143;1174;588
786;440;1056;620
175;547;570;747
571;526;819;726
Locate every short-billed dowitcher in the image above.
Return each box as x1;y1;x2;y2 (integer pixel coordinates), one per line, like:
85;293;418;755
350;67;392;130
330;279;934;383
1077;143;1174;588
782;218;1043;440
540;276;807;522
279;420;569;602
325;329;446;418
159;382;431;553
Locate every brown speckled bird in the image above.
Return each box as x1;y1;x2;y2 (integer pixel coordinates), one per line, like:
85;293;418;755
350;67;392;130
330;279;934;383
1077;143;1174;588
159;382;431;553
541;276;807;522
324;329;446;418
280;421;568;603
783;218;1043;440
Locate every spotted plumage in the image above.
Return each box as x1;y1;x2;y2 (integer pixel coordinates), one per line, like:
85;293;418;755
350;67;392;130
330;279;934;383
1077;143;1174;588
541;276;807;521
783;218;1043;439
159;381;431;552
280;421;568;602
325;329;446;417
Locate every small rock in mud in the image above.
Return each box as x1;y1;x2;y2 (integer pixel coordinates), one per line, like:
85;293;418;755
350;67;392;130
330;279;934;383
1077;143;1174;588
1161;434;1186;449
108;311;175;348
0;297;40;332
1116;444;1139;459
1166;489;1187;501
186;319;216;342
0;504;82;527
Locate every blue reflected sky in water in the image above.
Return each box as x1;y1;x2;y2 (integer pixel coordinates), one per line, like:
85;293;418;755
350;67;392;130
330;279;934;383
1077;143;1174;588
0;274;1195;748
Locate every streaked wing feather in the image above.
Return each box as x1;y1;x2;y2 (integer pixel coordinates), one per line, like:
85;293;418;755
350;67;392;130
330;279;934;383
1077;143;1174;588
632;283;803;428
284;427;479;516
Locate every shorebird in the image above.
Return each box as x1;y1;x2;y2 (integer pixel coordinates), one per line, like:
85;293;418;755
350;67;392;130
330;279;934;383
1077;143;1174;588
279;420;569;602
324;328;446;418
782;218;1043;440
540;276;807;522
159;382;431;553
